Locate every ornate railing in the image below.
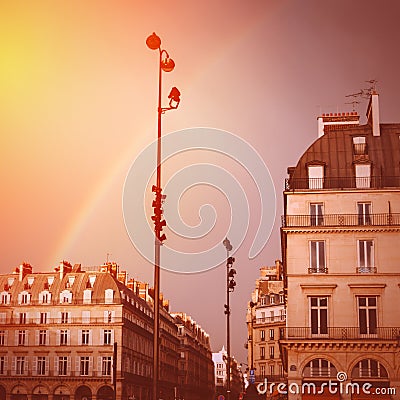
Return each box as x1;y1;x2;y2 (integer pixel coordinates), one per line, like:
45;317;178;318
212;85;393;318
282;327;400;340
285;176;400;191
282;213;400;227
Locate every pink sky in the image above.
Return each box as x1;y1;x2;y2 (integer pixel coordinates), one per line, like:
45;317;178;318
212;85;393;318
1;0;400;361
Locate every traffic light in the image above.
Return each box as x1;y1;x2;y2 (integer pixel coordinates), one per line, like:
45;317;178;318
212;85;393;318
152;186;167;243
224;304;230;315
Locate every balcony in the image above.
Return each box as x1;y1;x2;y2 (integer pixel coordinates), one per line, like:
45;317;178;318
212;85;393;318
282;213;400;228
285;176;400;191
255;316;286;325
282;327;400;340
308;267;328;274
356;266;377;273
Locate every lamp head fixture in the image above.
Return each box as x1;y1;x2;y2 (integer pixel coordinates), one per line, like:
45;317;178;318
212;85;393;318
146;32;161;50
161;57;175;72
168;87;181;108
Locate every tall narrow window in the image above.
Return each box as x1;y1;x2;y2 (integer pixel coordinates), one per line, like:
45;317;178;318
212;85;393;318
39;330;47;345
309;241;326;273
310;203;324;226
358;203;372;225
269;364;275;376
358;240;375;273
58;356;68;375
260;330;265;341
269;346;275;359
310;297;328;335
18;330;26;346
103;329;112;345
0;331;5;346
81;330;90;345
260;347;265;359
102;356;112;376
40;312;48;324
80;356;90;376
353;137;367;155
0;356;4;375
37;356;46;375
60;330;68;345
16;356;25;375
355;164;371;188
358;297;377;335
19;313;26;324
308;165;324;189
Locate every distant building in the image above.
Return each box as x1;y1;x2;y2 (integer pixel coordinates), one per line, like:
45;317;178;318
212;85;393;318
246;261;286;388
280;92;400;399
212;346;243;399
0;261;214;400
171;312;215;400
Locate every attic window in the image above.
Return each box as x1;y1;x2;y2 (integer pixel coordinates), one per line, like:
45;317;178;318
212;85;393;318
308;165;324;189
355;164;371;188
353;137;367;155
27;277;34;287
105;289;114;304
47;276;54;286
68;276;75;286
7;278;14;287
89;276;96;286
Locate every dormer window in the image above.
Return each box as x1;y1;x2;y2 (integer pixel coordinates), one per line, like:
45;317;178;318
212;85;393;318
27;277;34;287
83;289;92;304
39;290;51;304
7;278;14;288
0;292;11;305
47;276;54;287
353;136;367;155
19;291;31;305
105;289;114;304
60;290;72;304
66;276;75;288
308;165;324;189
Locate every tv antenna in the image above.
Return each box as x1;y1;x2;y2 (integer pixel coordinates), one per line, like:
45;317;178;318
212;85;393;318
345;100;360;112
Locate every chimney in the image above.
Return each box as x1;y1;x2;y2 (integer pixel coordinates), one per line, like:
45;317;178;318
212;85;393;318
366;91;380;136
317;112;360;137
117;270;127;285
56;261;72;280
19;262;32;281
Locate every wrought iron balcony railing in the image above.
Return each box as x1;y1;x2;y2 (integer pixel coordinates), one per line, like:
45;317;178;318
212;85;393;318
282;213;400;228
255;315;286;325
282;327;400;340
285;176;400;191
308;267;328;274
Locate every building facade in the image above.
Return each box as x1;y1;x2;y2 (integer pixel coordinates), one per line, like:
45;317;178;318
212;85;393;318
172;313;215;400
0;261;214;400
246;261;286;388
280;93;400;399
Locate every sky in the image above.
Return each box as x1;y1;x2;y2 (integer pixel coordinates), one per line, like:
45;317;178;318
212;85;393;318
1;0;400;363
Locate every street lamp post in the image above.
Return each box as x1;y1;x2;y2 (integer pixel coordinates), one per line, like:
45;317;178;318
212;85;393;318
146;32;180;400
223;238;237;400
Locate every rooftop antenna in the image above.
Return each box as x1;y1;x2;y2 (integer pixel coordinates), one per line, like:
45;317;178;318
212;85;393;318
345;100;360;112
106;253;112;263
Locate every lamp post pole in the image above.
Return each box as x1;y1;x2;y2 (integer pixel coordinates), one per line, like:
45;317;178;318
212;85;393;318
223;238;237;400
146;32;180;400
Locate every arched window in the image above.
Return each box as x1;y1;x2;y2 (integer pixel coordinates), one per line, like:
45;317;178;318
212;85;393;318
352;359;388;379
303;358;337;378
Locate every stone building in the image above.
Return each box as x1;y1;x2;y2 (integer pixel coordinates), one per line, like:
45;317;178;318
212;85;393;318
280;92;400;399
0;261;214;400
246;261;286;387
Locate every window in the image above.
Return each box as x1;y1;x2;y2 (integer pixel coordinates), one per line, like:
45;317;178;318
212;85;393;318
82;311;90;323
269;346;275;359
309;241;326;273
20;292;30;304
355;164;371;188
60;290;72;304
80;356;90;376
104;329;112;345
279;294;284;304
81;330;90;345
260;330;265;341
0;331;5;346
1;292;10;305
18;330;26;346
37;356;46;375
308;165;324;189
358;203;371;225
304;358;337;377
269;329;274;340
19;313;27;324
310;297;328;335
270;295;275;304
60;330;68;345
353;136;367;155
39;291;51;304
58;356;68;375
269;364;275;376
260;347;265;360
358;240;375;272
0;356;5;375
352;359;388;378
40;312;48;324
260;365;265;378
280;309;286;321
83;289;92;304
310;203;324;226
358;297;377;335
16;356;25;375
102;356;112;376
39;330;47;345
269;311;274;322
105;289;114;304
61;312;69;324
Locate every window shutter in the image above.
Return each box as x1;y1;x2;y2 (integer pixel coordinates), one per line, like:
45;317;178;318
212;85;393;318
89;356;93;375
54;356;59;374
35;330;39;345
104;311;108;323
100;329;104;345
89;330;93;346
45;357;49;374
4;356;7;373
67;356;71;374
75;356;80;376
78;330;82;345
98;356;102;376
24;356;29;374
32;356;37;375
111;329;115;343
12;357;16;373
15;331;18;346
56;330;60;346
67;330;71;345
4;331;8;346
58;311;62;323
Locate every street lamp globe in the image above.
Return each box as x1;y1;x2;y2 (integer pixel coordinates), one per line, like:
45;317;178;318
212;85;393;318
146;32;161;50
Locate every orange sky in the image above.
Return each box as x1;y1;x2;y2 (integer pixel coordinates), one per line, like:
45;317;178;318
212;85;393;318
1;0;400;360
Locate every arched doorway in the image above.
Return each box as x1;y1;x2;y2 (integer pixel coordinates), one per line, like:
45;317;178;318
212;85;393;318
54;385;71;400
75;386;92;400
11;385;28;400
0;386;6;400
32;385;49;400
97;386;114;400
